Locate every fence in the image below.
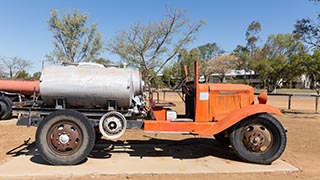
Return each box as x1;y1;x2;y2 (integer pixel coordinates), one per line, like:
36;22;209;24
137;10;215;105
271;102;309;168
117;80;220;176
159;90;320;113
257;93;320;112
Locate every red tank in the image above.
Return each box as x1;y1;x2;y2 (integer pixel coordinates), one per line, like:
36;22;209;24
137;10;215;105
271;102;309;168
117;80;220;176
0;79;40;96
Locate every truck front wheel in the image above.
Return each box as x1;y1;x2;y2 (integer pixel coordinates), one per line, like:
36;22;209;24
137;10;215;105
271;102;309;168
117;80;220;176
229;114;286;164
36;110;95;165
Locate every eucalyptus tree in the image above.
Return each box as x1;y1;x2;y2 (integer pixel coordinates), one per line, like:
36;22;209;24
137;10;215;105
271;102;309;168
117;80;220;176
250;33;305;92
47;9;103;63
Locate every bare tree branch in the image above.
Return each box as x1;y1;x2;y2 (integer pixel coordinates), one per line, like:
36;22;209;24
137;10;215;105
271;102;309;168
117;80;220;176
108;7;205;83
0;57;32;78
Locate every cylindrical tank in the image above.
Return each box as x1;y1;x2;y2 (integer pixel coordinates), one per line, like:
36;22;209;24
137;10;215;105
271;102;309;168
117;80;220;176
0;79;40;96
40;63;143;108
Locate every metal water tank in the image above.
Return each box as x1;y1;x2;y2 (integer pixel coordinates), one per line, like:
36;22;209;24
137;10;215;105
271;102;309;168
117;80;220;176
40;63;143;108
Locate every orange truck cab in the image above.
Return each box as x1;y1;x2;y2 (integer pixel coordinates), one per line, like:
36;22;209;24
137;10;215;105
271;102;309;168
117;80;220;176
144;61;286;164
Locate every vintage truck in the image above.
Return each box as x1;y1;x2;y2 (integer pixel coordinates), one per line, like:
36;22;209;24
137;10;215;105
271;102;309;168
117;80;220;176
0;61;286;165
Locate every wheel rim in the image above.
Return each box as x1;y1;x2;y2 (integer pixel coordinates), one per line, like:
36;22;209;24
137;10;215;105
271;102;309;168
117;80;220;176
47;120;83;155
99;111;127;140
242;124;273;153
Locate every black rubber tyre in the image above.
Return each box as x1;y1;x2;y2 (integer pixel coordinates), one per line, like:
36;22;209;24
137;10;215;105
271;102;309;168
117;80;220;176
36;110;95;165
214;130;230;146
229;114;286;164
0;96;12;120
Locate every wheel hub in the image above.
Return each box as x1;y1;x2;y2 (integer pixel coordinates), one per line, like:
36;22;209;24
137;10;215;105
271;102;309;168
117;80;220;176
104;117;122;133
99;111;127;140
243;125;272;152
59;134;70;144
48;122;82;154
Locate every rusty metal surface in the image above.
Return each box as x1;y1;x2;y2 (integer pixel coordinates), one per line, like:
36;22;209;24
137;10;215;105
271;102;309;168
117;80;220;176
48;120;83;154
0;79;39;96
242;124;272;152
40;64;143;108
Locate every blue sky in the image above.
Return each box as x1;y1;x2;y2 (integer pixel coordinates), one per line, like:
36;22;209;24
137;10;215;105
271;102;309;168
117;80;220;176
0;0;318;72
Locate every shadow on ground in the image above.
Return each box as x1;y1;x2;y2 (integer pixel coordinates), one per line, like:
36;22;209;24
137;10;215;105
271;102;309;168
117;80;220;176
6;137;241;165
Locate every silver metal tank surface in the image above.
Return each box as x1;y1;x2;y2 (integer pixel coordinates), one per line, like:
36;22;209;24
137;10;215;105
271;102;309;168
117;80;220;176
40;63;143;108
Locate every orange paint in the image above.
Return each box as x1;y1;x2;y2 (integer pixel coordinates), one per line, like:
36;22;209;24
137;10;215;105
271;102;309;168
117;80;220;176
145;61;282;137
194;84;210;122
145;104;281;136
144;121;215;134
152;108;167;121
208;84;254;120
258;91;268;104
198;104;282;136
0;79;40;96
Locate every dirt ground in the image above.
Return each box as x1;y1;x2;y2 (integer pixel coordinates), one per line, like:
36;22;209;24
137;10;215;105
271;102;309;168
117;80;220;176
0;94;320;180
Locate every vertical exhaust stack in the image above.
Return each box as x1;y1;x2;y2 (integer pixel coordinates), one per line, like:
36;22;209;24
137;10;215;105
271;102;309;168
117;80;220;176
0;79;40;96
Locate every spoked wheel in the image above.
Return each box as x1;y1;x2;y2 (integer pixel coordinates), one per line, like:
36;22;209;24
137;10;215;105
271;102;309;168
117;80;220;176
36;110;95;165
230;114;286;164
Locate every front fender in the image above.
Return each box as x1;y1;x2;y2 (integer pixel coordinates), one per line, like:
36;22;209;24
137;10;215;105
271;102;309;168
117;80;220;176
197;104;282;136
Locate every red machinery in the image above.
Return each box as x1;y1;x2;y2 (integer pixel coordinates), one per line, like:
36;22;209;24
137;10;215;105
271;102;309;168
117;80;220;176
0;80;39;119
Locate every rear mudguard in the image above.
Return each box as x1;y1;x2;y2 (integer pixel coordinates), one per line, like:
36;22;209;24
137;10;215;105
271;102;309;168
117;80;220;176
197;104;282;136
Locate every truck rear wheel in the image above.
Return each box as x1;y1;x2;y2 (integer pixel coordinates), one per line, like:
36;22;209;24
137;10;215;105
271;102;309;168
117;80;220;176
0;96;12;120
229;114;286;164
36;110;95;165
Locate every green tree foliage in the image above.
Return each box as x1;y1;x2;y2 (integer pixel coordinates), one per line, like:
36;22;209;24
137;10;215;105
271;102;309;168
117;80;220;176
232;45;250;70
32;72;41;80
161;67;174;87
15;70;30;79
250;33;306;92
301;50;320;89
160;48;200;88
0;57;32;78
161;42;224;88
196;43;225;81
91;57;113;65
294;16;320;49
294;1;319;49
198;43;225;61
179;48;201;81
245;21;261;55
108;7;205;83
232;21;261;85
47;9;103;63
